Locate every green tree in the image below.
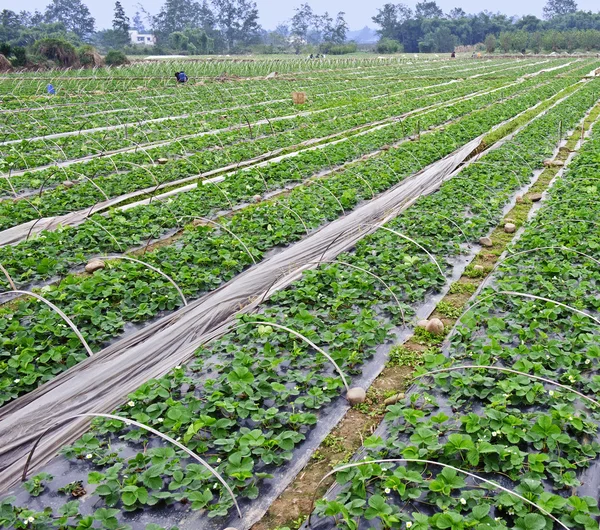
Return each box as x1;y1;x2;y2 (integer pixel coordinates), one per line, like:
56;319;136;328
132;12;145;32
168;30;188;49
183;27;213;52
44;0;95;40
415;1;443;19
111;1;130;48
515;15;542;32
95;29;128;50
112;2;130;33
448;7;466;18
529;31;542;53
105;48;128;64
0;10;23;42
372;4;412;39
580;29;600;50
432;26;455;51
323;12;347;44
153;0;214;41
376;37;402;53
498;31;512;52
309;12;331;44
14;22;77;46
290;3;313;52
211;0;261;51
484;33;496;52
543;0;578;19
510;29;529;51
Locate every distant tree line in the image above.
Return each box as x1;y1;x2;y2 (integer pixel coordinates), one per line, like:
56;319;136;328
1;0;599;67
372;0;600;53
0;0;353;63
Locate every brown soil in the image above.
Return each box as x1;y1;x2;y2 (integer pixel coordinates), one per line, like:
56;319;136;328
252;365;412;530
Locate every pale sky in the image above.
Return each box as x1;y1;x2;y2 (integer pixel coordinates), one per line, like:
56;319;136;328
6;0;600;31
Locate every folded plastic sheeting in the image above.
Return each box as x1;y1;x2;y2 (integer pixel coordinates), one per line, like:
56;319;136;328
0;133;484;492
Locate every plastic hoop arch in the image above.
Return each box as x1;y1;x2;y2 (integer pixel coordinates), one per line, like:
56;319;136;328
22;412;242;519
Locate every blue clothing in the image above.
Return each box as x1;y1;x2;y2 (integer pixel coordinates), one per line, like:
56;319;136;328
47;84;56;95
177;72;188;83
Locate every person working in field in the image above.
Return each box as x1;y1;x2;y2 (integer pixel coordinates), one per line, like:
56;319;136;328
174;71;188;84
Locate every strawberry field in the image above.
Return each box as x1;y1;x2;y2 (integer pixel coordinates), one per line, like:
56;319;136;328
1;56;600;530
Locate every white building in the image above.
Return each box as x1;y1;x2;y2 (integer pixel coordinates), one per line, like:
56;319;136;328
128;30;156;46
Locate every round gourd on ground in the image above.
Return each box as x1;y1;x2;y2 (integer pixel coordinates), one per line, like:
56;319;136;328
85;259;105;273
346;387;366;405
426;318;445;335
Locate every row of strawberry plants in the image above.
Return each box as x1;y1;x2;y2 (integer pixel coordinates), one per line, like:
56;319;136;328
0;76;595;410
0;57;533;101
2;73;422;140
3;57;504;143
308;100;600;529
0;58;422;96
5;57;566;190
3;58;528;176
0;59;569;171
0;75;520;228
0;58;573;183
0;71;577;290
2;72;597;530
1;75;468;180
0;73;503;202
0;80;397;169
2;58;506;122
